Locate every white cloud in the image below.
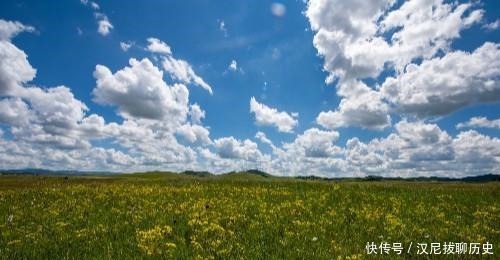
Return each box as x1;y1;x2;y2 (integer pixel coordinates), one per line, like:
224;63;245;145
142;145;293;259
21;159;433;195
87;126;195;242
307;0;483;81
316;80;390;130
81;2;113;37
162;56;213;94
457;117;500;130
176;124;211;145
0;98;31;126
306;0;491;129
146;37;172;55
381;42;500;117
339;120;487;177
0;20;37;95
145;38;213;94
306;0;395;80
452;130;500;170
255;131;274;148
93;58;190;124
0;41;37;95
482;19;499;31
270;3;286;17
263;120;500;177
214;137;264;161
0;19;35;40
189;104;205;124
1;18;499;178
120;41;132;52
0;20;209;172
96;15;113;36
229;60;237;71
250;97;298;133
285;128;340;158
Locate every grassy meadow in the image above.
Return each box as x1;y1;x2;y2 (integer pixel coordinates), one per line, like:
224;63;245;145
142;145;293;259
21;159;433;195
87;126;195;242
0;172;498;259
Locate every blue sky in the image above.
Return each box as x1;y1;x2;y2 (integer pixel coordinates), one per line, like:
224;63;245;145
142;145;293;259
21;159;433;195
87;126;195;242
0;0;499;177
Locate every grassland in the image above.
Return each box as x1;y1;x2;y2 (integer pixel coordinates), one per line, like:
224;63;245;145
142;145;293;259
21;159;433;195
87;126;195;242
0;172;498;259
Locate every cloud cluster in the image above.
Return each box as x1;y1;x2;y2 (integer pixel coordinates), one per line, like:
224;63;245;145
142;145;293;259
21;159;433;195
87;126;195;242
271;121;499;177
306;0;497;128
0;19;271;174
316;80;390;130
250;97;298;133
0;20;207;171
381;42;500;117
214;137;264;161
93;58;189;123
457;117;500;130
0;12;498;178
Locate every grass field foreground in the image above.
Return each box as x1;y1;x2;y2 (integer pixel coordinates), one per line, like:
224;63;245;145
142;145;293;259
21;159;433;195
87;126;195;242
0;173;498;259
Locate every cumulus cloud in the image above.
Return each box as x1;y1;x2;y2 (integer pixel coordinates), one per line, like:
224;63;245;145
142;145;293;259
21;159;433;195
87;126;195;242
0;20;37;95
0;41;37;95
0;21;101;153
452;130;500;169
284;128;340;158
457;117;500;130
189;103;205;124
306;0;488;129
258;120;499;177
340;120;499;177
307;0;483;81
214;137;264;161
381;42;500;117
250;97;298;133
1;17;499;178
316;80;390;130
93;58;189;124
0;19;35;40
306;0;395;81
0;97;31;126
176;124;211;145
0;19;211;172
146;37;172;55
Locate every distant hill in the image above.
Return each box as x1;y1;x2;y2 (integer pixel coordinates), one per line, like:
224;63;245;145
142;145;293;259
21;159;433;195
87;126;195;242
296;173;500;182
224;169;271;178
456;174;500;182
181;170;213;178
1;168;498;182
0;168;113;176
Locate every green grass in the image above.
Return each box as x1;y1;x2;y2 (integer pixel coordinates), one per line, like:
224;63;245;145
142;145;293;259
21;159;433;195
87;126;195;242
0;173;498;259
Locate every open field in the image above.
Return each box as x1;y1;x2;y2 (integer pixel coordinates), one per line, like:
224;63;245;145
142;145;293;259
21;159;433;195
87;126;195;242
0;173;498;259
